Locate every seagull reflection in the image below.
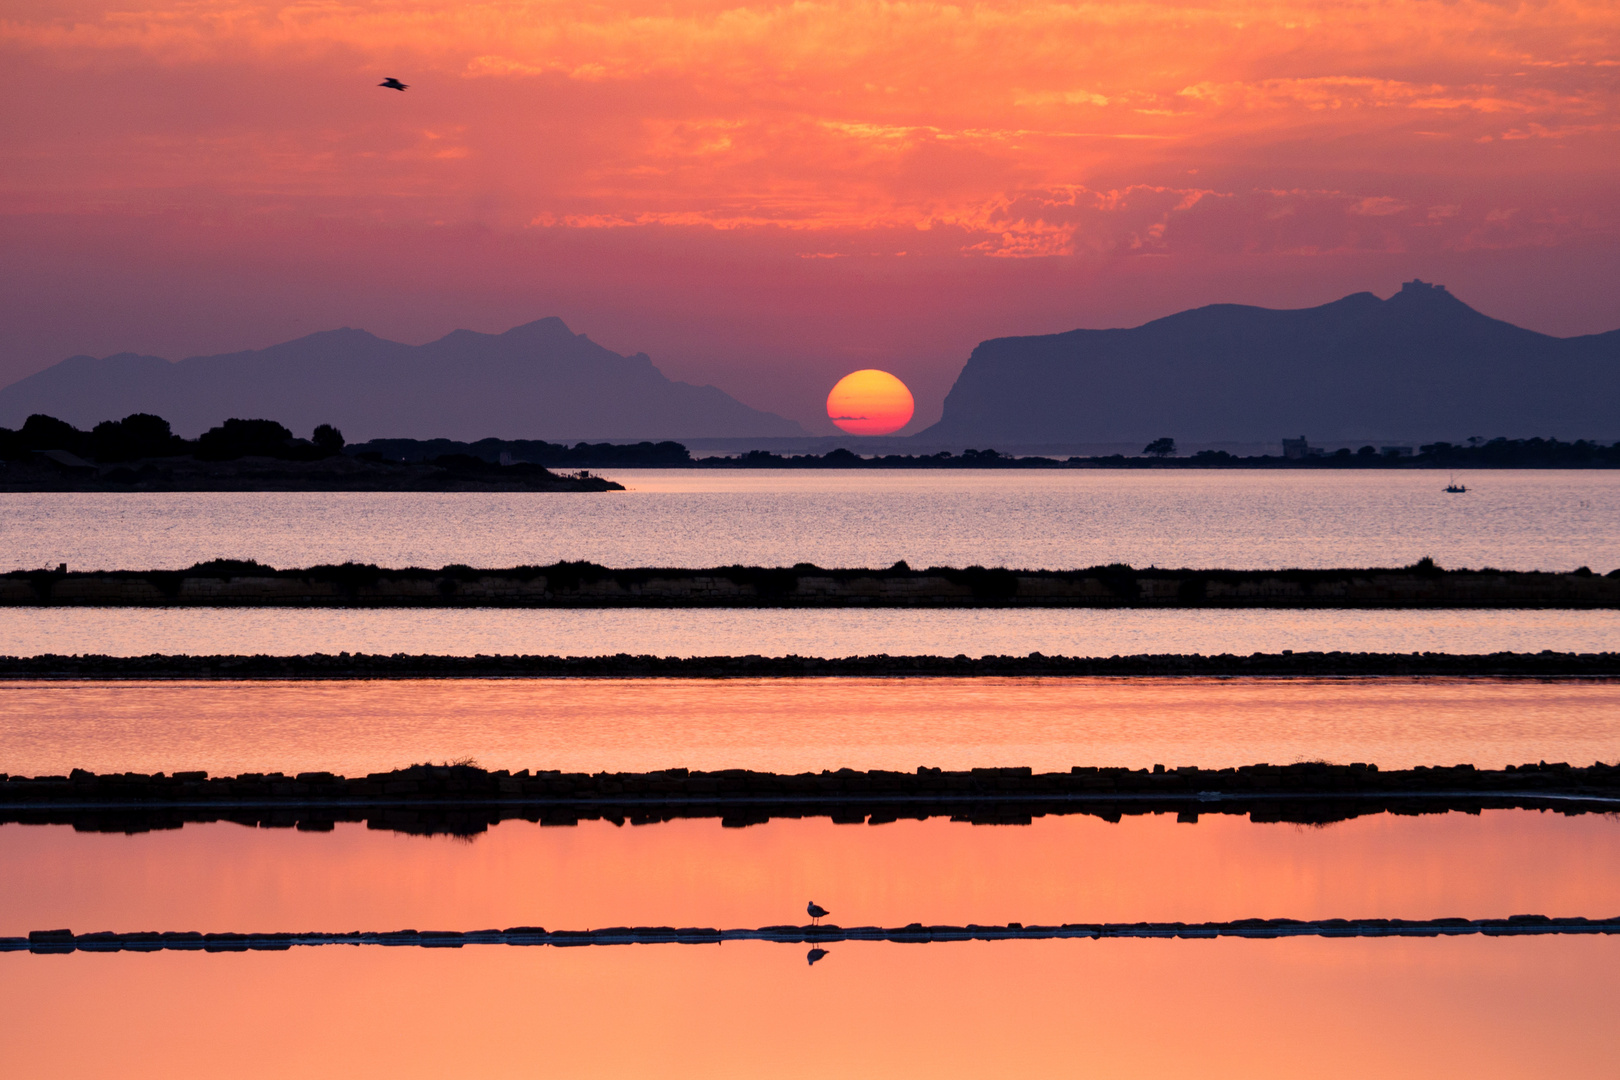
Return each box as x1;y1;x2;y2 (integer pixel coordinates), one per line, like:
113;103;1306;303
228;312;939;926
806;948;829;966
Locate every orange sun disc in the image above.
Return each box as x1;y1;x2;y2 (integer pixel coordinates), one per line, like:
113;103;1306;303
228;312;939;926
826;369;915;436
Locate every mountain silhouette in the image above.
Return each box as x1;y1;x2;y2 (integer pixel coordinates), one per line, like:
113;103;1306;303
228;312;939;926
0;318;805;441
917;281;1620;446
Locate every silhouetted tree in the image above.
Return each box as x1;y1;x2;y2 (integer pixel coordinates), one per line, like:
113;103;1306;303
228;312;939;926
91;413;186;462
1143;437;1176;457
194;419;296;461
312;424;345;455
20;414;90;455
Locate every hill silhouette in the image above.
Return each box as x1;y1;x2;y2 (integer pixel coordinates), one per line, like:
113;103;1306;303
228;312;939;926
0;318;805;442
917;281;1620;446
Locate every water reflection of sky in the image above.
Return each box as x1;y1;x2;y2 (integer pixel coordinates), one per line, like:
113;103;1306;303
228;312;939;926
4;473;1616;1076
5;936;1615;1079
5;811;1618;933
3;677;1617;777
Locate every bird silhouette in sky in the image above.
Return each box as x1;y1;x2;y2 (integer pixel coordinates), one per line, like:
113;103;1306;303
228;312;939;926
378;78;408;91
807;901;829;926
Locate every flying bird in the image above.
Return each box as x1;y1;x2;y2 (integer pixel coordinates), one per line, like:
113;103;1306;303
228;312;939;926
378;78;408;91
807;901;829;925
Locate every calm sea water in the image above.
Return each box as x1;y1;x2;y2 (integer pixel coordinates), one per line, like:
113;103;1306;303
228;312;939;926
3;606;1613;658
2;470;1615;572
4;938;1614;1080
5;811;1616;933
15;805;1612;1080
5;677;1617;776
7;471;1616;1080
4;811;1619;1078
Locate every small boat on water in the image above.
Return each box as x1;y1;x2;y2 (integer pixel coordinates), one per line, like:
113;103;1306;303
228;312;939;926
1444;476;1467;493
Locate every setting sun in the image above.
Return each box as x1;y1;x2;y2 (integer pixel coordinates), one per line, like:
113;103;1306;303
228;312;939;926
826;370;915;436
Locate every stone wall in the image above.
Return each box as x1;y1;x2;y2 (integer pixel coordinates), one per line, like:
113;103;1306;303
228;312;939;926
3;564;1618;607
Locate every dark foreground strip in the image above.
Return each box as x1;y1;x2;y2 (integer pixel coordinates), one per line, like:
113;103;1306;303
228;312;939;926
5;562;1617;608
6;761;1619;834
7;916;1617;953
3;651;1620;679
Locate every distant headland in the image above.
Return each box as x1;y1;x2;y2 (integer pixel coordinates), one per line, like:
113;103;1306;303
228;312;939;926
919;280;1620;447
0;414;620;492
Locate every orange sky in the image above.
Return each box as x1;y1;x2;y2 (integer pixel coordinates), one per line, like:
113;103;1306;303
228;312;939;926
2;0;1618;430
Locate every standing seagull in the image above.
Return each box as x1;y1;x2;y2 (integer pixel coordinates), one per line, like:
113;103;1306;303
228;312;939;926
807;901;829;926
378;77;409;91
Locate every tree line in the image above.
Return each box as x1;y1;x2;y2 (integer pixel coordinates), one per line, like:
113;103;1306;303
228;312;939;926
0;414;345;464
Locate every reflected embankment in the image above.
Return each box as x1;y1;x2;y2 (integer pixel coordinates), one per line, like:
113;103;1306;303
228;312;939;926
9;916;1619;953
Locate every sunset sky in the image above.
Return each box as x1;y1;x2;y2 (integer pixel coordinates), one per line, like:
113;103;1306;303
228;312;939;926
3;0;1618;432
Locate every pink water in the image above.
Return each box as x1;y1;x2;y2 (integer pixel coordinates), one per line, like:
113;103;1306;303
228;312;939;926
3;936;1615;1080
4;810;1617;934
3;470;1616;571
4;471;1616;1075
3;677;1617;777
3;606;1616;658
5;802;1618;1079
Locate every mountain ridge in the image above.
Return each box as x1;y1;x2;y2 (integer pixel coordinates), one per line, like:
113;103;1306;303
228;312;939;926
919;281;1620;446
0;318;805;442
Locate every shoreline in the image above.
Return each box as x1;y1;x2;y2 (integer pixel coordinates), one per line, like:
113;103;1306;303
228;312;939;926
3;761;1617;834
9;915;1618;953
5;562;1617;608
2;651;1618;679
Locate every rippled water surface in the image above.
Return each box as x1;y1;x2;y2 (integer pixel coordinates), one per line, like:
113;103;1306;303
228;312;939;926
5;677;1618;776
3;470;1616;572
